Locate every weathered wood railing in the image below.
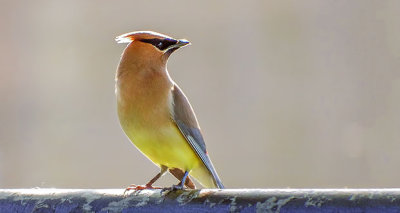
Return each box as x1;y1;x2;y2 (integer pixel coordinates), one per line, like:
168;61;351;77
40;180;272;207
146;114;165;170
1;188;400;212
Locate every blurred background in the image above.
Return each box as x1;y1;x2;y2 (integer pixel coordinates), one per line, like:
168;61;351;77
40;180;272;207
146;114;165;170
1;0;400;189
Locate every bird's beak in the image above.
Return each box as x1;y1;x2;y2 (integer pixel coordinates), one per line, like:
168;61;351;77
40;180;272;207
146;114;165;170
175;39;191;48
164;39;191;55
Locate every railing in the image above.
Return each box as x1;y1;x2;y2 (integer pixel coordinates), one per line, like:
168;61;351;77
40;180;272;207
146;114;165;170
1;188;400;212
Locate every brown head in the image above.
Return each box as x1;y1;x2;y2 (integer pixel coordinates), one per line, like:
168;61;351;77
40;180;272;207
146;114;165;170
115;31;190;113
116;31;190;74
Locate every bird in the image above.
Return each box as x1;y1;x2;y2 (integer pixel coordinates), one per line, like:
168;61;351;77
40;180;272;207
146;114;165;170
115;31;224;190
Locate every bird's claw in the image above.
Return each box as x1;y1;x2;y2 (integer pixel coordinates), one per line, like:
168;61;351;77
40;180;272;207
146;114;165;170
124;184;161;195
160;184;185;193
171;184;184;191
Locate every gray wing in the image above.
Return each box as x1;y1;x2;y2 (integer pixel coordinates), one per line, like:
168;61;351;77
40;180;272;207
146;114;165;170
171;84;224;189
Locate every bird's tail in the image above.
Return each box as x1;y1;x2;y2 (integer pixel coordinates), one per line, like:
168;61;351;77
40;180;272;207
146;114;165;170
212;170;224;189
208;162;224;189
190;161;224;189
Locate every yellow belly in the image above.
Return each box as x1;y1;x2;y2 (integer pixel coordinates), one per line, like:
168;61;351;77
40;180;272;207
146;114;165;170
120;118;201;171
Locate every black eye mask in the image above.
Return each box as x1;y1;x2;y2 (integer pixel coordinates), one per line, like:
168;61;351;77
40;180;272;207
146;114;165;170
140;38;178;51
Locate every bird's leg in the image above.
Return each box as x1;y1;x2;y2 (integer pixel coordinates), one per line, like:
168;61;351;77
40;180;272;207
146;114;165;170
124;166;167;193
171;171;189;190
169;168;196;189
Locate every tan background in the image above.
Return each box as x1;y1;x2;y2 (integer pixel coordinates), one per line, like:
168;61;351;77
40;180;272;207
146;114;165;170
1;0;400;189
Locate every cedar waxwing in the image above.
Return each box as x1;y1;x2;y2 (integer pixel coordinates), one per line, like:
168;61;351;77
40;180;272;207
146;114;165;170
115;31;224;190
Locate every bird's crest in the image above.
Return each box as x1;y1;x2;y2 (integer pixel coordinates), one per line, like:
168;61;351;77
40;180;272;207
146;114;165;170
115;32;135;43
115;31;173;43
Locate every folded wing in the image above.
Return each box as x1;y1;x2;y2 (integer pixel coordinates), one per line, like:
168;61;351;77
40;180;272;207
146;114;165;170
171;84;224;189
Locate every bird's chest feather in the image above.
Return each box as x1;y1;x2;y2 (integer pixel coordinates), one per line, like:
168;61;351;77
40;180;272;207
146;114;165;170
116;72;198;169
116;71;173;130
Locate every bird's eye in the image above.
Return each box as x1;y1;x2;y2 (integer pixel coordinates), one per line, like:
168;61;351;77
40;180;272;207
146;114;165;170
140;38;177;51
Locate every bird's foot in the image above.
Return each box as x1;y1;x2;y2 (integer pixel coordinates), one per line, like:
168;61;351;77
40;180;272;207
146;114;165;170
124;184;161;194
161;184;185;193
171;184;184;191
